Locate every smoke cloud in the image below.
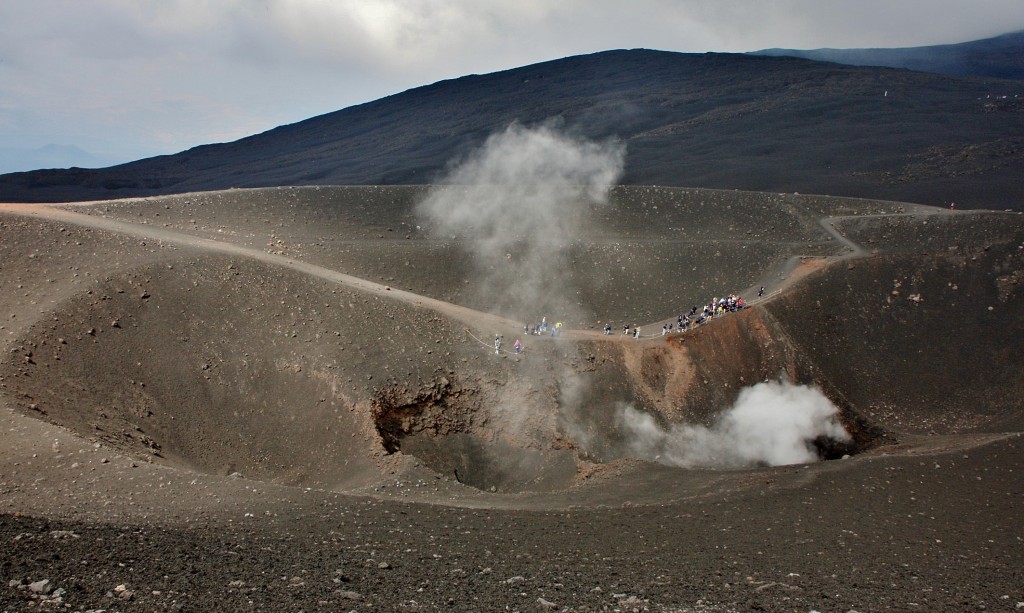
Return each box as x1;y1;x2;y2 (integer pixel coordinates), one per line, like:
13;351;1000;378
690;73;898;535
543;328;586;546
617;381;851;468
416;122;624;320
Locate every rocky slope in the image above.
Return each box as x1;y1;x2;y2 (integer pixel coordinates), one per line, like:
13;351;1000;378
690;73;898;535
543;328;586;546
1;187;1021;610
2;47;1023;210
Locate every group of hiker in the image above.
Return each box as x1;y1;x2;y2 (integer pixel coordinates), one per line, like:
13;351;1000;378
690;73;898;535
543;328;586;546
494;335;523;355
602;323;643;338
602;288;758;339
523;316;565;337
493;316;564;356
494;286;764;355
666;293;749;334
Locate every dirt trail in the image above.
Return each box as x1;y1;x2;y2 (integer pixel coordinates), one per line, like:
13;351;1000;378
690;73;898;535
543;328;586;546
0;202;524;335
754;204;967;299
0;201;970;342
0;202;693;342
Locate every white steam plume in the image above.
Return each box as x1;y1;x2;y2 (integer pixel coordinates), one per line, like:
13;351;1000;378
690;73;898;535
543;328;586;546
416;122;624;319
618;381;852;468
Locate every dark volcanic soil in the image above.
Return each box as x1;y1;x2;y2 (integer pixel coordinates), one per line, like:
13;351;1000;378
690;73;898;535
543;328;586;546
1;186;1022;612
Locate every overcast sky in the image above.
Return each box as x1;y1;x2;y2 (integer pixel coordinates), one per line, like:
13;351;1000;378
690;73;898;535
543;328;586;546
1;0;1022;171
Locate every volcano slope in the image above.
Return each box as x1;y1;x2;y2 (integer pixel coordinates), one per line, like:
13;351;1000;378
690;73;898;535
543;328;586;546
0;186;1021;611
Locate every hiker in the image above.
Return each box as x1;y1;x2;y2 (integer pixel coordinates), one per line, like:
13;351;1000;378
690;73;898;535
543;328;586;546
555;322;563;336
634;327;641;339
604;323;612;335
494;335;502;355
758;286;765;297
662;324;668;336
513;339;522;354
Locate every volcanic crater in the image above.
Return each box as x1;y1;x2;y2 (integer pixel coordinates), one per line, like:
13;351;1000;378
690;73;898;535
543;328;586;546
3;186;1018;505
2;185;1023;611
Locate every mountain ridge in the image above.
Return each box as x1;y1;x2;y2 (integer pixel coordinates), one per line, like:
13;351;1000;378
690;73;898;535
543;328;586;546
2;41;1022;209
752;29;1024;80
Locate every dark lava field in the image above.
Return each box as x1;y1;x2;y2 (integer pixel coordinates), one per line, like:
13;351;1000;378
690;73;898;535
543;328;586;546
1;185;1022;611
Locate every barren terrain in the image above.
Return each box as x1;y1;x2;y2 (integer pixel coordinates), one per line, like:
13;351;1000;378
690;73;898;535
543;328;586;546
3;48;1023;211
1;186;1022;611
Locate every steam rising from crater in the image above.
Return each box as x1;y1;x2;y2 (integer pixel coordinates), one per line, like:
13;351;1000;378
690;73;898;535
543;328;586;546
618;381;852;468
414;124;851;473
416;122;624;319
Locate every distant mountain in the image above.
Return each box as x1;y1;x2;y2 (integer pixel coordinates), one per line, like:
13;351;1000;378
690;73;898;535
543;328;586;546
1;43;1022;209
752;30;1024;80
0;144;120;175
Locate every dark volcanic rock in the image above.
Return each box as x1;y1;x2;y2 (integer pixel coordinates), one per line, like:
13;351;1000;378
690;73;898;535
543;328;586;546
1;49;1022;210
0;186;1021;611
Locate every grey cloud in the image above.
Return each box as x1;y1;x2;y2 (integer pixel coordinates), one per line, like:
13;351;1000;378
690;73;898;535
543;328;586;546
0;0;1021;168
